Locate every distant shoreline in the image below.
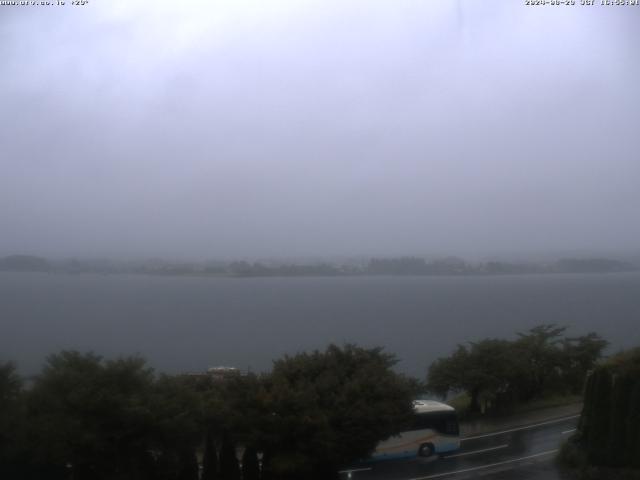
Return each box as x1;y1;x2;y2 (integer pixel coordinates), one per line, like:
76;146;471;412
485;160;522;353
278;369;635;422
1;254;637;279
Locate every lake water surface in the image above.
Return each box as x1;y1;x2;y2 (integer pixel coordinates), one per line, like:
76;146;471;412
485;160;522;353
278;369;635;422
1;272;639;378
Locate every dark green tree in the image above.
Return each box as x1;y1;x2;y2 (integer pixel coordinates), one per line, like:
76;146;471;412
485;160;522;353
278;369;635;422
156;450;181;480
560;332;608;394
241;445;260;480
201;430;219;480
219;433;240;480
427;325;608;414
582;368;613;462
0;362;27;480
26;352;157;480
607;372;635;466
576;348;640;468
177;448;199;480
627;381;640;468
512;324;567;401
149;375;206;479
262;344;417;478
427;340;521;413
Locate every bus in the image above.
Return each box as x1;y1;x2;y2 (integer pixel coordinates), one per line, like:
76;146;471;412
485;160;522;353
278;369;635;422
371;400;460;460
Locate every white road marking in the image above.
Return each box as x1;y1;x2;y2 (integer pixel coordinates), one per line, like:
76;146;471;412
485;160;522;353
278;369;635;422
461;415;580;441
338;467;372;474
561;428;577;435
407;449;558;480
444;444;509;459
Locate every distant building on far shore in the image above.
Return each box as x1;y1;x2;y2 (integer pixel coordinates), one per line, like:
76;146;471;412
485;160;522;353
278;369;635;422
207;366;241;380
182;366;242;381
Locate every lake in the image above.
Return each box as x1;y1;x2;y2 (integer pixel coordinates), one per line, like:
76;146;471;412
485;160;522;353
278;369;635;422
1;272;639;378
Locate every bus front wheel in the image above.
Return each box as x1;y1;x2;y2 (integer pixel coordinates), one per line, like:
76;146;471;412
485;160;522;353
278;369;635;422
418;443;434;458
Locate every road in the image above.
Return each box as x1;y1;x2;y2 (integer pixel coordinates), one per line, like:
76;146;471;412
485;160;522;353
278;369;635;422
339;415;579;480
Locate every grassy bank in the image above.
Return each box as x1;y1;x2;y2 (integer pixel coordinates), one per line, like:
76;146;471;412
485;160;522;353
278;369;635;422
448;393;583;421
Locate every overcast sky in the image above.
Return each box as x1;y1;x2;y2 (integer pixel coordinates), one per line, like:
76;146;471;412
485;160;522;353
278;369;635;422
1;0;639;260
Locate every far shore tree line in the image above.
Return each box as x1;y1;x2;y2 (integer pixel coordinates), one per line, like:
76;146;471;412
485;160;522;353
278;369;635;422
0;325;611;480
0;254;636;277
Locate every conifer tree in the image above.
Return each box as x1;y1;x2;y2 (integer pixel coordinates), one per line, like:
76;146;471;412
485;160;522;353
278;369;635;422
607;373;634;466
219;434;240;480
586;368;612;463
178;448;199;480
202;430;219;480
627;381;640;468
241;446;260;480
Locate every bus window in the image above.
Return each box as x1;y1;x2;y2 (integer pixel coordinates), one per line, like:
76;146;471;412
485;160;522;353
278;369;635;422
410;412;459;435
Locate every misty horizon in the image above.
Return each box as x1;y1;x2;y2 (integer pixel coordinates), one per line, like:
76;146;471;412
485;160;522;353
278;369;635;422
2;249;640;265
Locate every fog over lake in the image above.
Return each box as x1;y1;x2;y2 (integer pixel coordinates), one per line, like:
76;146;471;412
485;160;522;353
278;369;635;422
2;2;639;261
2;271;638;378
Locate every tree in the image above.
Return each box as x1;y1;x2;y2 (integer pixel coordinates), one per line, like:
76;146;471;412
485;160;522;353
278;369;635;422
560;332;608;394
627;381;640;468
149;375;205;480
201;430;219;480
26;351;157;480
585;368;613;463
198;370;269;479
261;344;417;478
0;362;26;480
512;324;567;401
0;361;21;406
427;325;608;414
427;340;521;413
607;372;635;466
241;445;260;480
177;448;199;480
219;433;240;480
575;347;640;468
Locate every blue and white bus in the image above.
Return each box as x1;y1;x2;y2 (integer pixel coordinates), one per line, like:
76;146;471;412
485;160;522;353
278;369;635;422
372;400;460;460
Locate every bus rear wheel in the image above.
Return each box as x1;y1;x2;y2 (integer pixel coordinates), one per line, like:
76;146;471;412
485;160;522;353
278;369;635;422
418;443;434;458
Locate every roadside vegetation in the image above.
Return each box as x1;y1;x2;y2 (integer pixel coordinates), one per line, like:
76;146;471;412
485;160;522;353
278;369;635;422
0;325;613;479
426;325;607;417
0;345;417;480
558;347;640;479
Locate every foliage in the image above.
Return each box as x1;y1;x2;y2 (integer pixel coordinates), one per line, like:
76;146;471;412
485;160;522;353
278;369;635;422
261;344;418;478
557;436;588;470
427;325;608;414
241;445;260;480
1;343;430;479
427;340;516;413
0;362;26;479
574;347;640;469
3;351;207;480
201;430;219;480
560;332;609;395
24;352;158;479
208;373;268;446
149;374;204;451
219;433;240;480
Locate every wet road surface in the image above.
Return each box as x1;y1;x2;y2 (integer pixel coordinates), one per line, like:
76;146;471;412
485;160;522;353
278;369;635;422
339;415;578;480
